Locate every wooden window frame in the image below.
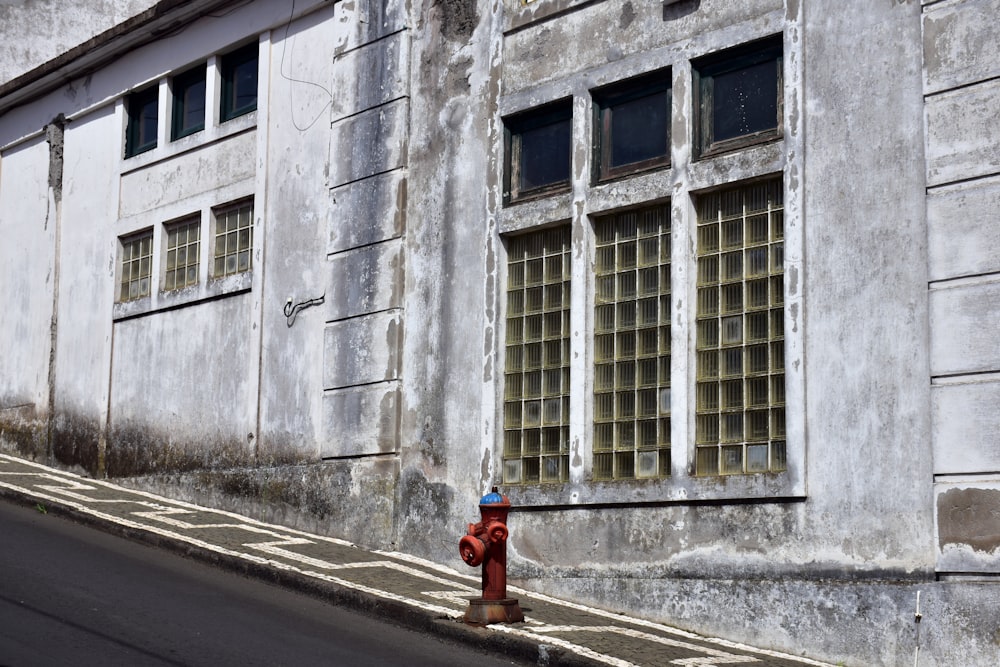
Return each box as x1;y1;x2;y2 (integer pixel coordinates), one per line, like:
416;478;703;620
503;100;573;204
694;35;783;159
593;69;672;183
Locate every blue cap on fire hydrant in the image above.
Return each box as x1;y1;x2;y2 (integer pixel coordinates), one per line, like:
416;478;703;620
480;490;504;504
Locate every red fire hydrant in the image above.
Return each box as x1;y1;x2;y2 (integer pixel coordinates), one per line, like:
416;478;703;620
458;487;524;625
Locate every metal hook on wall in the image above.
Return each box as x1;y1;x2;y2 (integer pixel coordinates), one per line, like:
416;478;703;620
283;293;325;327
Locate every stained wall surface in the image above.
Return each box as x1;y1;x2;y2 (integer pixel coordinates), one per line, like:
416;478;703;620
924;0;1000;576
2;1;999;665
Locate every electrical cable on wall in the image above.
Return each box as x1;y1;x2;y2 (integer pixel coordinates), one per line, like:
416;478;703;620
279;0;334;131
284;294;325;327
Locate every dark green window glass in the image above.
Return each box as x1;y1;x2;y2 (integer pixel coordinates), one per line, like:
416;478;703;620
125;87;158;157
171;66;206;140
220;44;258;122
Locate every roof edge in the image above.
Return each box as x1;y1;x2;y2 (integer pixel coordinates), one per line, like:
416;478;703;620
0;0;239;116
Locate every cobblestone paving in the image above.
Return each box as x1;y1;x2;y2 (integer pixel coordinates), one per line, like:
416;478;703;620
0;454;832;667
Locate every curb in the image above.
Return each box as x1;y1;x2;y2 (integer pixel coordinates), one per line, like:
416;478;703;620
0;485;601;667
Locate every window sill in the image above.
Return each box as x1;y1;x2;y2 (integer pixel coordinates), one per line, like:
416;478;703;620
120;110;257;175
112;271;252;321
503;469;804;509
696;130;782;162
498;189;574;234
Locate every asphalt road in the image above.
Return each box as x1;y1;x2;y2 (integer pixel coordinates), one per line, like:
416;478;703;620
0;500;527;667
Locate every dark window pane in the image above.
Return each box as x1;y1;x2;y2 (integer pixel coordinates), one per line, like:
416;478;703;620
183;83;206;128
221;44;258;121
610;90;669;168
712;59;777;143
518;119;571;192
139;98;158;145
231;58;258;111
126;88;158;156
172;68;206;139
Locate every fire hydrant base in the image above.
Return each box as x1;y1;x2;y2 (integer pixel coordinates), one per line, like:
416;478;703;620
463;597;524;626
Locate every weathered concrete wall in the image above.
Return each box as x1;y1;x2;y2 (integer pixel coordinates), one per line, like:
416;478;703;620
394;0;499;562
255;3;334;465
319;0;408;488
471;0;940;665
0;0;159;85
108;295;256;476
49;104;119;474
924;0;1000;579
4;1;1000;664
0;136;54;460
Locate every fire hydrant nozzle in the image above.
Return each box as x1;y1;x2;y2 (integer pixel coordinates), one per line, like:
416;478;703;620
457;487;524;625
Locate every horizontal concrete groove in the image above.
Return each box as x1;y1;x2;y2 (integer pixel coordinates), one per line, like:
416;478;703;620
331;27;408;61
324;306;402;326
328;166;407;193
928;271;1000;291
923;73;1000;100
319;451;399;462
325;235;403;260
934;471;1000;481
931;370;1000;385
925;169;1000;192
322;379;400;395
329;95;410;126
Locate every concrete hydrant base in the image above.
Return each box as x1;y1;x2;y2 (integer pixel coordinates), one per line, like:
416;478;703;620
463;597;524;626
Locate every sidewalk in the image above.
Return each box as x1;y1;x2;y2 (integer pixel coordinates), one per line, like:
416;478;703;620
0;453;832;667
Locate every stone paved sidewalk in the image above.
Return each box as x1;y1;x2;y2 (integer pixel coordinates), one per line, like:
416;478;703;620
0;454;833;667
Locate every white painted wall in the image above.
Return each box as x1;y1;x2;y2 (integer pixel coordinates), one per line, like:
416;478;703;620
0;137;54;417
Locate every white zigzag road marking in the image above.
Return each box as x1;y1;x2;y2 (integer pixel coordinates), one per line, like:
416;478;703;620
0;454;361;547
491;625;639;667
0;455;831;667
421;590;473;606
247;541;479;591
0;482;464;616
527;626;759;665
132;507;296;536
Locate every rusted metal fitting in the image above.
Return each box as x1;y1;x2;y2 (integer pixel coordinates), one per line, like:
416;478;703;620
458;487;524;625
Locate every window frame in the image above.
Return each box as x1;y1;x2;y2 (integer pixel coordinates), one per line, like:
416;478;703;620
118;229;154;302
162;216;202;292
125;86;159;158
501;225;574;485
170;65;207;141
693;35;783;159
503;99;574;205
693;178;786;476
212;199;254;279
219;43;259;123
592;69;672;183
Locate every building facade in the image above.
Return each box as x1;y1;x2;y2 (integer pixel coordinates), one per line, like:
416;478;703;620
1;0;998;664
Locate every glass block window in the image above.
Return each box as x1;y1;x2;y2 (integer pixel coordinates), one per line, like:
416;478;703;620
213;201;253;277
503;226;572;484
593;205;671;480
163;217;200;291
119;231;153;302
695;179;785;475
